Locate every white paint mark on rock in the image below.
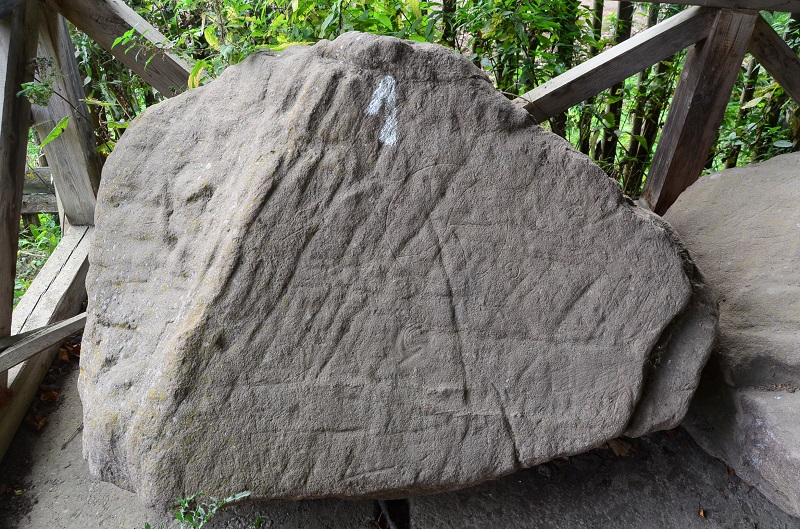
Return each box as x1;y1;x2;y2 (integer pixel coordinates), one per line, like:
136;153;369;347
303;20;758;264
365;75;398;146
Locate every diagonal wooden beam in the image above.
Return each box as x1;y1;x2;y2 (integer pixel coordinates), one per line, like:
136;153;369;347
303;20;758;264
748;14;800;107
0;0;38;388
0;312;85;372
642;9;759;215
44;0;190;97
31;4;102;226
515;6;717;122
636;0;800;12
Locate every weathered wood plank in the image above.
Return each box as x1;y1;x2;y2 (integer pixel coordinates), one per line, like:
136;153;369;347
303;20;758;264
21;193;58;215
748;14;800;106
637;0;800;12
31;5;101;226
515;6;717;122
0;226;91;461
642;9;759;215
0;0;24;17
0;1;38;388
0;312;85;372
44;0;190;97
24;167;54;195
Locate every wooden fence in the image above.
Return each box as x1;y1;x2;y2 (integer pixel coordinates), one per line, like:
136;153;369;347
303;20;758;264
1;0;799;461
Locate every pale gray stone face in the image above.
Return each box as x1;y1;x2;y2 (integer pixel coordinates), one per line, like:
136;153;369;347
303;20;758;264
80;32;716;509
667;152;800;518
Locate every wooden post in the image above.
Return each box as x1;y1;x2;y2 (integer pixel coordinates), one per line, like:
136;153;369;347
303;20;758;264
642;9;758;215
31;4;102;226
0;0;38;388
44;0;191;97
748;14;800;106
0;226;91;461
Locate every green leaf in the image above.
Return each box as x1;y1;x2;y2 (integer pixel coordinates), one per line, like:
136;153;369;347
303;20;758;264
773;139;793;148
188;61;206;89
39;116;69;150
375;13;393;30
406;0;422;20
740;96;763;110
204;26;220;50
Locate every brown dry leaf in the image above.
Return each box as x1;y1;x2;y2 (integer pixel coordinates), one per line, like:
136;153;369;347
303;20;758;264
57;347;69;362
24;412;47;431
0;388;13;408
40;390;59;402
607;438;632;457
726;465;736;477
698;508;706;518
69;343;81;358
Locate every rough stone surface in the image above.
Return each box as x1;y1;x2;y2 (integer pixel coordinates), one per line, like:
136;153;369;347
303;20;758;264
81;32;716;508
411;429;800;528
665;152;800;517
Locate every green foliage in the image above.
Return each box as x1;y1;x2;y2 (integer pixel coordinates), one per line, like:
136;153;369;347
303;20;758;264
18;57;59;106
15;214;61;306
143;491;263;529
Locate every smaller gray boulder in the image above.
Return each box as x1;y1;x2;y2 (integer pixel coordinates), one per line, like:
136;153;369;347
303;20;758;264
665;152;800;517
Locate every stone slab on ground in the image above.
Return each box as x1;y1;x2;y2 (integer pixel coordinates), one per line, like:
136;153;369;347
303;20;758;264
0;364;375;529
82;31;716;508
410;428;800;529
664;152;800;518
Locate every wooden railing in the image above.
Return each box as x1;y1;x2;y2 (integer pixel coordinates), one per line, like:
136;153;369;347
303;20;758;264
517;3;800;215
1;0;800;460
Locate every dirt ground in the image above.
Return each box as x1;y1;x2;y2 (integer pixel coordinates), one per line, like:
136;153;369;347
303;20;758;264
2;346;800;529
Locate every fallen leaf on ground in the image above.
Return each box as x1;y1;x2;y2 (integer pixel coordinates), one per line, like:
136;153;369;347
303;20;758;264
57;347;69;362
698;508;706;518
24;412;47;431
607;438;632;457
727;465;736;476
40;390;59;402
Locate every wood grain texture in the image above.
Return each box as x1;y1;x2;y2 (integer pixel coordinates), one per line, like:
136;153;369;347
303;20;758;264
643;9;758;215
515;6;717;122
24;167;54;195
637;0;800;12
749;14;800;106
0;1;39;388
0;0;23;17
0;312;85;372
21;193;58;215
45;0;190;97
31;5;101;226
0;226;91;461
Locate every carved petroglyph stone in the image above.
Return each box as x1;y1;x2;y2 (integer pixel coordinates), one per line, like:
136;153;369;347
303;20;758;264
80;32;717;509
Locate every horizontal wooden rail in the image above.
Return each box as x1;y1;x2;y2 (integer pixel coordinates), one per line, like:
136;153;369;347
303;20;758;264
515;6;718;122
0;312;85;372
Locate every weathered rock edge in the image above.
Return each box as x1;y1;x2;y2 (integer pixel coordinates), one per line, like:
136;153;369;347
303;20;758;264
666;153;800;518
80;32;717;509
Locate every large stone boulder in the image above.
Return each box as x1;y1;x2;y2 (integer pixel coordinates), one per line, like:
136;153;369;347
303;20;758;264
80;32;717;509
665;153;800;517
